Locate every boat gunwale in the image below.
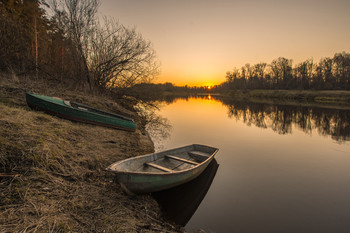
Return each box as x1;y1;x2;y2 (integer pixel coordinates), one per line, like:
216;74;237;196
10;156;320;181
106;144;219;175
67;100;134;122
26;93;136;131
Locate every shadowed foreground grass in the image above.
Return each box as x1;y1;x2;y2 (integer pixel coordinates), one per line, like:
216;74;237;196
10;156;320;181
0;74;179;232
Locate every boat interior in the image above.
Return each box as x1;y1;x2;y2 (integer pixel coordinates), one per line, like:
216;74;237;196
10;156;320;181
113;145;217;173
141;150;209;173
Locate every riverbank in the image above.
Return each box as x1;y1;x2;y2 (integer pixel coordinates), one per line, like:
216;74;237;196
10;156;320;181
226;89;350;105
0;74;179;232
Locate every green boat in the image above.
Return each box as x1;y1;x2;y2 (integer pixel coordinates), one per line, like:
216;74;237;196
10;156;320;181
106;144;219;194
26;92;136;131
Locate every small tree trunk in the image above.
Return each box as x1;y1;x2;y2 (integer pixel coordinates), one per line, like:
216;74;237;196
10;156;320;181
34;16;38;79
61;45;63;81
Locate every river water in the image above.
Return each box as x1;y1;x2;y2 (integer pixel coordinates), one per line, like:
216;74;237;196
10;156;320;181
148;95;350;233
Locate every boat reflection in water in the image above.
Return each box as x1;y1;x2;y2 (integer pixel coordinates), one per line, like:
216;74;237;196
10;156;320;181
153;159;219;226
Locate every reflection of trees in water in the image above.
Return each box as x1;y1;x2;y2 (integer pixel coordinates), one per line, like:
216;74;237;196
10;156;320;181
158;95;213;105
313;108;350;141
140;95;350;144
222;98;350;142
136;96;213;150
135;101;172;150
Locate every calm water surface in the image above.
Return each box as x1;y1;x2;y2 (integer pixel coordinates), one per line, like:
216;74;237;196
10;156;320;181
149;96;350;233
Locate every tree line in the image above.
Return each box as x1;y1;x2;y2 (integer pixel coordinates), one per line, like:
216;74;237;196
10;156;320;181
0;0;159;92
217;52;350;91
122;82;211;101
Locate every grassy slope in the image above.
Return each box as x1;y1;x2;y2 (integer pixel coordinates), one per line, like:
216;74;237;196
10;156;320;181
0;74;178;232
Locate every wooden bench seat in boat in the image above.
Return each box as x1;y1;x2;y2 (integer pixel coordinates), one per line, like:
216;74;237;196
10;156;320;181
144;162;173;172
145;154;199;172
165;155;199;165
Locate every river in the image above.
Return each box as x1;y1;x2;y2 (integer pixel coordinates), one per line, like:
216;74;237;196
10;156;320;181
147;95;350;233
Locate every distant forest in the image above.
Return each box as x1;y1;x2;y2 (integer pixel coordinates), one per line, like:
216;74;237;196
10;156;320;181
121;82;210;100
0;0;159;92
217;53;350;91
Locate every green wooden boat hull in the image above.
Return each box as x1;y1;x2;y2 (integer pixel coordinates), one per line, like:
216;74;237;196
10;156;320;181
107;144;219;194
26;92;136;131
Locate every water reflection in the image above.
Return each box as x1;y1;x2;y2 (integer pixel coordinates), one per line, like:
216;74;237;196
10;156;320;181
145;95;350;143
135;101;172;150
145;96;350;232
153;159;219;226
219;97;350;142
149;94;215;105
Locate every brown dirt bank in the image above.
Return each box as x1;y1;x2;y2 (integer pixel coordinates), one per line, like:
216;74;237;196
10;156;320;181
0;74;179;232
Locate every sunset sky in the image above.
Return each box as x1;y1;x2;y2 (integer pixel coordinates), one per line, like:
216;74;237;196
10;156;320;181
99;0;350;86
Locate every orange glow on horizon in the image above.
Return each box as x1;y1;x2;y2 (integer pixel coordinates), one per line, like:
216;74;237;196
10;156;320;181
156;70;224;87
100;1;350;91
155;76;222;87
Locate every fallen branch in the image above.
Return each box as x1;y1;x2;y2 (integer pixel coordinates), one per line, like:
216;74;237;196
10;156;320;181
0;173;19;177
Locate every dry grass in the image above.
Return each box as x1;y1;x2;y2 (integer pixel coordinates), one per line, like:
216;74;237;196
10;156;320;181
0;74;179;232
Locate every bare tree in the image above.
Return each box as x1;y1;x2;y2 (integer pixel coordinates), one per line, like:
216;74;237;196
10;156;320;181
244;63;252;80
293;59;313;89
317;57;333;88
226;68;240;83
252;63;267;79
50;0;100;90
333;52;350;89
89;17;160;89
269;57;293;88
50;0;159;91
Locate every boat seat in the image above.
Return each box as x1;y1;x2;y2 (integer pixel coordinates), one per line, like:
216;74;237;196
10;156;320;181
165;155;199;165
144;162;173;172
